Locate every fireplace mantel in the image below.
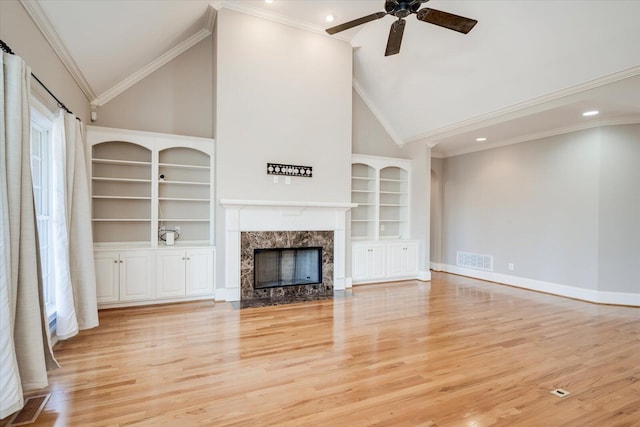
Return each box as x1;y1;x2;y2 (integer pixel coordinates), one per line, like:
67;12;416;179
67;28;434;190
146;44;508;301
220;199;356;209
220;199;355;301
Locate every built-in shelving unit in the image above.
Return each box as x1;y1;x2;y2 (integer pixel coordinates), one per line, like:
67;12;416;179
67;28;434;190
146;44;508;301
351;155;410;241
91;141;153;244
379;166;409;240
350;154;417;284
351;163;377;240
87;126;217;309
157;146;212;243
88;128;215;246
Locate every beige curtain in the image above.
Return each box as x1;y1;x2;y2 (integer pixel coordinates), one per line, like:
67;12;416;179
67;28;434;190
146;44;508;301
52;113;98;339
0;51;58;419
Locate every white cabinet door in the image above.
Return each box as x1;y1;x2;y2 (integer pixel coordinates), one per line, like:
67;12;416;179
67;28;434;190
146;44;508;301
368;245;386;278
94;252;119;303
119;251;153;301
387;242;419;277
156;250;186;298
352;244;369;280
387;244;405;277
353;243;386;281
186;249;214;296
353;241;418;284
403;243;418;275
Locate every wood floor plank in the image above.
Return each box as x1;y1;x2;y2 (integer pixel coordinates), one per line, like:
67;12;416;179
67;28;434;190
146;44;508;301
3;272;640;426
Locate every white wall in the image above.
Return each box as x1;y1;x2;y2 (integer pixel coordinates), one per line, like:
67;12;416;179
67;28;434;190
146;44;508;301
598;124;640;294
437;124;640;303
408;143;430;275
352;89;409;159
0;0;90;121
215;8;352;203
441;129;601;289
215;9;353;293
94;36;213;138
430;157;444;265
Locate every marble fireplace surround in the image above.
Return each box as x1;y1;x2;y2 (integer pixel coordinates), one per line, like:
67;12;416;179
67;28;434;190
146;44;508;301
220;199;356;302
241;231;334;305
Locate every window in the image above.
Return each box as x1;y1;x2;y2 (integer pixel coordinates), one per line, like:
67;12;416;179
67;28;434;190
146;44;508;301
30;108;55;319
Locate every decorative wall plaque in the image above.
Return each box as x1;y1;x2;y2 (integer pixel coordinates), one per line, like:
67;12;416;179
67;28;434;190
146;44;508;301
267;163;312;178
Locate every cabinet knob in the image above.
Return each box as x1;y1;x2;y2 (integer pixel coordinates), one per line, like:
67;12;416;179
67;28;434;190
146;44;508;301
120;260;123;263
114;260;118;263
187;257;191;260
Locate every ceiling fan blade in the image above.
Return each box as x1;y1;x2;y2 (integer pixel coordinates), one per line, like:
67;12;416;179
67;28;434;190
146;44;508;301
385;19;406;57
326;11;387;35
416;8;477;34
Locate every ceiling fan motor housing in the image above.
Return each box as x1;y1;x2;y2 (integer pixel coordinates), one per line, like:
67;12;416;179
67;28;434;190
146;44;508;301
385;0;423;18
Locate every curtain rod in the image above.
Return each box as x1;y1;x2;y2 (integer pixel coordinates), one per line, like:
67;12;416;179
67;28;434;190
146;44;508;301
1;38;76;117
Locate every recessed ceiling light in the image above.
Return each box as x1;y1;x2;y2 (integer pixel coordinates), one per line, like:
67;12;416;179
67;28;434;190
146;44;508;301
476;137;487;142
582;110;599;117
264;0;273;3
326;14;335;22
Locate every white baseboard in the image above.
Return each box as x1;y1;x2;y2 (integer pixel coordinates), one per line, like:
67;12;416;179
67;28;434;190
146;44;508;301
437;264;640;307
430;262;444;272
352;273;426;285
223;287;240;302
345;277;353;289
417;270;431;281
596;290;640;306
98;294;216;309
99;296;214;310
214;287;227;302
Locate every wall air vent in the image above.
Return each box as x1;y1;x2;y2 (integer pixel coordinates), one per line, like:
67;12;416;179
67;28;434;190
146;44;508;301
456;251;493;272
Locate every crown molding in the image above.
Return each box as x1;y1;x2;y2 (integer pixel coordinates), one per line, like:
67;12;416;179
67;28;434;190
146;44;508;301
205;3;218;32
92;27;212;106
433;117;640;158
406;65;640;145
218;0;352;43
353;78;404;147
20;0;96;101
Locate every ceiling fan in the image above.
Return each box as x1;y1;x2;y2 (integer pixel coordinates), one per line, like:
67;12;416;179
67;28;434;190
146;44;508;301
325;0;477;56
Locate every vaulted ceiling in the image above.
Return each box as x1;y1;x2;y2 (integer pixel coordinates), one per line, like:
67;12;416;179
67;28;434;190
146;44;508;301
25;0;640;156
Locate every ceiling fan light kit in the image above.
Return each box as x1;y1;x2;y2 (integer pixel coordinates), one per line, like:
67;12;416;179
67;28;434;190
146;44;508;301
326;0;477;56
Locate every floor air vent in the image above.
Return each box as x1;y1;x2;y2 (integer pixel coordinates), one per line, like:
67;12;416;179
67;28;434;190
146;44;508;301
456;251;493;271
6;394;50;426
550;388;570;398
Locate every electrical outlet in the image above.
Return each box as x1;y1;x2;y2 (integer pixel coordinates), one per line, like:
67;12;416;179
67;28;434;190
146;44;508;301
508;263;514;271
381;224;385;231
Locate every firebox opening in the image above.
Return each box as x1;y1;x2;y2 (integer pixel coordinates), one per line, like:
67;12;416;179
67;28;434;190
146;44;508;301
254;247;322;289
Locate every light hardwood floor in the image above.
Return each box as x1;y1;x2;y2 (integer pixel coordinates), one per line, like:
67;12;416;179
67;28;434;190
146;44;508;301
6;272;640;426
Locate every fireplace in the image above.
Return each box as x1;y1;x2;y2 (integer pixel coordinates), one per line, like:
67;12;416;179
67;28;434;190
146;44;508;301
254;247;322;289
240;231;334;307
220;199;355;303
